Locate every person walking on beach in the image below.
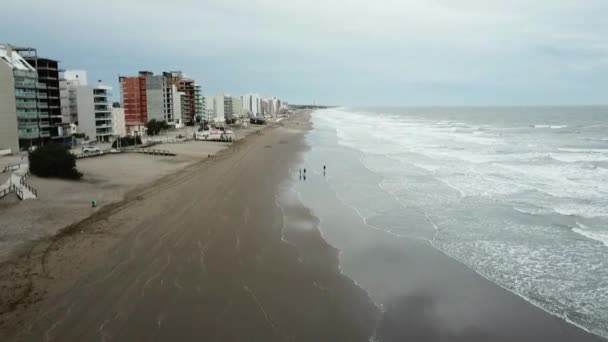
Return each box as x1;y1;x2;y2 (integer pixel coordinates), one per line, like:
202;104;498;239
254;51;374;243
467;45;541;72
323;165;326;176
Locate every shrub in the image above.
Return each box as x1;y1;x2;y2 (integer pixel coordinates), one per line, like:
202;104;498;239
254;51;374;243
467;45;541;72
146;119;169;136
112;136;142;148
29;144;82;180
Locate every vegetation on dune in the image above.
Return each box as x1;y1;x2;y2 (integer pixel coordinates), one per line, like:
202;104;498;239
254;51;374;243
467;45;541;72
146;119;170;136
29;144;82;180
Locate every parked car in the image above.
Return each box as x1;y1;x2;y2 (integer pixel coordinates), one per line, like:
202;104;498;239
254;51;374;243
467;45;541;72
82;146;101;154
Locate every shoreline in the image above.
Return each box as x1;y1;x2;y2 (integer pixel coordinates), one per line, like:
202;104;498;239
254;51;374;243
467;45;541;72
0;111;379;341
435;243;603;339
291;110;607;341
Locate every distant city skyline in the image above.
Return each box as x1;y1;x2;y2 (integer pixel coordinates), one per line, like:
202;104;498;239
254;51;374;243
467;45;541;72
2;0;607;106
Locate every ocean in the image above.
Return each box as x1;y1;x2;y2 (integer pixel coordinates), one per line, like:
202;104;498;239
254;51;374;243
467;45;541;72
292;106;608;339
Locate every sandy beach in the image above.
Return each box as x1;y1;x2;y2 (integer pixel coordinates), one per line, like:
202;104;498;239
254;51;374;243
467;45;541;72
0;110;604;341
0;112;378;341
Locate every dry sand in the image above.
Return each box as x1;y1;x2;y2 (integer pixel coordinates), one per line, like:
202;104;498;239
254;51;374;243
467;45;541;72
0;141;227;263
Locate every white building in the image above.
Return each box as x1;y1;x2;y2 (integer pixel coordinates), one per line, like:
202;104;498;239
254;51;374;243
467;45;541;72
60;70;88;125
112;106;126;136
63;70;87;86
231;96;243;119
242;93;261;117
204;94;226;124
68;80;114;142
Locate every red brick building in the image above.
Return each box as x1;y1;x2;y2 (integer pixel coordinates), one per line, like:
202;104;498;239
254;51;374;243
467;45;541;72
176;78;196;125
119;71;150;135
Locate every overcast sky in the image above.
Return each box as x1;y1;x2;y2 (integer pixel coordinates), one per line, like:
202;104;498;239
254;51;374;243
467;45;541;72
2;0;607;105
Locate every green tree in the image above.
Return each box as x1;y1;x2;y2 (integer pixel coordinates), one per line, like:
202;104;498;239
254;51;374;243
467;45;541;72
29;144;82;180
146;119;169;136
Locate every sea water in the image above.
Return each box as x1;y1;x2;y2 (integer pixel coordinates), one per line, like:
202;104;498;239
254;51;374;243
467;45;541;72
299;107;608;338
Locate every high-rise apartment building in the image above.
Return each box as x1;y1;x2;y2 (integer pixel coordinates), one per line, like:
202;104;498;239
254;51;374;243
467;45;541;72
119;72;148;136
204;94;227;124
77;83;114;142
60;70;87;125
231;96;243;119
20;48;70;142
194;84;204;123
242;93;261;117
0;44;54;152
176;75;196;125
62;70;114;142
120;71;195;133
112;105;126;137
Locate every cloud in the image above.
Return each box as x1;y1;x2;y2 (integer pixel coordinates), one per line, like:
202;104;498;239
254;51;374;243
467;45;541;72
1;0;607;105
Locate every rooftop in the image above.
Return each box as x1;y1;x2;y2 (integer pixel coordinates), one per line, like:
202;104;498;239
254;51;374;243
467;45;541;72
0;44;36;72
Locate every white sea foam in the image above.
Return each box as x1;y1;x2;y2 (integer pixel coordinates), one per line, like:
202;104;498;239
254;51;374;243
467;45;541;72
572;223;608;248
549;152;608;163
310;107;608;339
534;124;568;129
559;147;608;153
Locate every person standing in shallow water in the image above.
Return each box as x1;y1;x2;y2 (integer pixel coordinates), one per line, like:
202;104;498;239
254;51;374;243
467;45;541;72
323;165;326;176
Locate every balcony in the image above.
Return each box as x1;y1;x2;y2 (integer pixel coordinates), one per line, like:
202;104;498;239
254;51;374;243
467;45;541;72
37;65;58;71
39;121;51;128
16;102;37;109
14;70;37;79
17;110;38;119
95;107;112;113
15;91;37;99
37;83;47;89
38;103;49;109
39;131;51;137
96;123;113;129
38;75;58;81
14;80;37;89
19;130;40;139
18;121;39;129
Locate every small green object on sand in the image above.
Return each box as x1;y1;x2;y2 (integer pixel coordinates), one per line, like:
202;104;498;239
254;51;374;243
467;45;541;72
92;200;97;208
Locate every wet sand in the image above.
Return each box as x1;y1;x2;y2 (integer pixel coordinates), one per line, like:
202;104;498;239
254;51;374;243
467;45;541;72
290;160;606;341
0;111;377;341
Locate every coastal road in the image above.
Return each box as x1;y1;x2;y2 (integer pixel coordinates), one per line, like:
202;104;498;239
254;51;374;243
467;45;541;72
0;113;377;342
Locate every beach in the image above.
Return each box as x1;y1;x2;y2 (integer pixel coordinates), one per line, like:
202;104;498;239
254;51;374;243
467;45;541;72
0;109;604;341
0;111;378;341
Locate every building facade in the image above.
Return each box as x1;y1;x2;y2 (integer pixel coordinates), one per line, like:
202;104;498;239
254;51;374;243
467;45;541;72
242;93;261;117
0;46;20;153
176;76;196;125
21;50;70;142
74;83;114;142
0;44;55;152
194;83;204;123
204;94;227;124
231;96;243;119
119;72;148;136
60;70;87;126
112;106;126;137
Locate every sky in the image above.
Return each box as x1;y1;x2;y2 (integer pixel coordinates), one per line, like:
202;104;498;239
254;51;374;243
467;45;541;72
2;0;607;106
